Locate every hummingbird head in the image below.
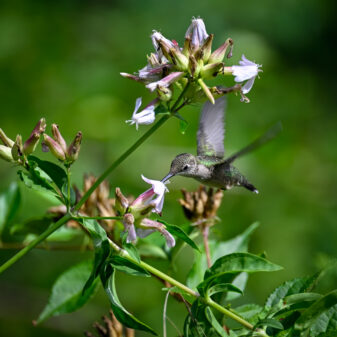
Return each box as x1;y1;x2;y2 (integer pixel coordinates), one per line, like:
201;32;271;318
162;153;197;182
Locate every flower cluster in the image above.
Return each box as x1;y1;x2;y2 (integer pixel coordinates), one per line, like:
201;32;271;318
0;119;46;165
116;175;175;247
0;119;82;167
121;17;262;129
42;124;82;166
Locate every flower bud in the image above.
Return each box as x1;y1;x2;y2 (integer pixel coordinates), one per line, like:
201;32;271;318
200;62;223;79
123;213;136;243
151;31;174;59
157;85;172;102
23;118;47;155
147;53;160;67
115;187;129;214
169;48;188;70
198;78;215;104
43;134;66;161
185;18;209;51
0;128;14;148
23;132;40;155
195;34;213;62
208;38;234;64
11;135;23;161
52;124;67;153
31;118;47;135
188;55;200;77
0;145;14;162
182;37;191;57
67;131;82;163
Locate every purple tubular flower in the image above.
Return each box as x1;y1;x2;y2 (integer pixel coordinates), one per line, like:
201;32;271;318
140;219;176;248
146;71;184;92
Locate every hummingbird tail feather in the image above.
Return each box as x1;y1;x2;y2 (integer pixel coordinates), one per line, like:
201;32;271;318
243;182;259;194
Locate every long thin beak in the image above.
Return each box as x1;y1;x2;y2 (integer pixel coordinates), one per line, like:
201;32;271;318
161;173;174;182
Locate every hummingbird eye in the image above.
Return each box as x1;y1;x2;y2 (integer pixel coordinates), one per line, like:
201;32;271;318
183;165;189;171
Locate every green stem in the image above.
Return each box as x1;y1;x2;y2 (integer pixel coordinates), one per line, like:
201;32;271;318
73;114;170;211
71;216;122;221
66;166;71;212
0;81;192;274
108;239;259;333
0;213;72;274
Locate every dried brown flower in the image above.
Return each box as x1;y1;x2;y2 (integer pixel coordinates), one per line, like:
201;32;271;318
84;310;135;337
179;185;223;226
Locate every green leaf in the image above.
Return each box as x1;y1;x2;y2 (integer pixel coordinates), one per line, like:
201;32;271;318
197;253;282;297
122;234;140;263
234;304;263;322
205;306;234;337
157;220;199;251
61;182;76;206
187;222;259;290
204;252;282;283
0;182;21;237
207;283;243;297
36;260;99;324
28;156;67;191
309;304;337;336
18;168;60;201
101;265;157;335
295;290;337;330
266;273;321;310
80;219;110;293
154;104;169;115
255;318;284;330
108;255;150;277
184;299;212;337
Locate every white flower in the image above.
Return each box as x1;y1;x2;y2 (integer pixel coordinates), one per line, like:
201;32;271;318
151;31;174;52
141;175;169;213
126;98;156;130
185;18;208;49
146;71;184;92
232;55;262;94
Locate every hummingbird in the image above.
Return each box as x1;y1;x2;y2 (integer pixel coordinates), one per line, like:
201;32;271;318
162;96;281;193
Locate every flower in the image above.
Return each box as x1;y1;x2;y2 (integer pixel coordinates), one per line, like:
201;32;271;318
138;218;175;248
185;18;209;50
231;55;262;94
145;72;184;92
132;175;169;214
151;31;174;60
125;98;157;130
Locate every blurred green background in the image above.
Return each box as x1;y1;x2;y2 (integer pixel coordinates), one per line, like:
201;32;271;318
0;0;336;336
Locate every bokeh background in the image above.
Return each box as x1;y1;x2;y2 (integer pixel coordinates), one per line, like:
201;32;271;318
0;0;336;336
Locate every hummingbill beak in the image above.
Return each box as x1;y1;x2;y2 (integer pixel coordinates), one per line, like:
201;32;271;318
161;173;174;182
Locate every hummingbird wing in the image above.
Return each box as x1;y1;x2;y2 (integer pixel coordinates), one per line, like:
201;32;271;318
197;96;226;158
223;122;283;164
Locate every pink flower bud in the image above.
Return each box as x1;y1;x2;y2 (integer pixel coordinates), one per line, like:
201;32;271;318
43;134;66;161
67;131;82;163
52;124;67;153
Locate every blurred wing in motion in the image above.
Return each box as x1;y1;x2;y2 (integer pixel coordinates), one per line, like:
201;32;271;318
224;122;283;164
197;96;226;158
